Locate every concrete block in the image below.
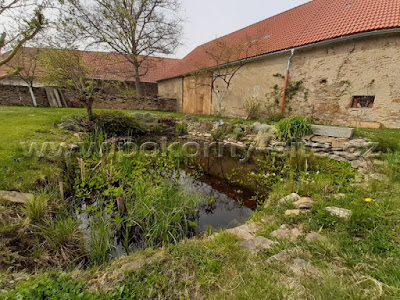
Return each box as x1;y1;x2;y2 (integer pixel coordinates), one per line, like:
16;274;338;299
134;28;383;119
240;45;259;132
312;125;354;138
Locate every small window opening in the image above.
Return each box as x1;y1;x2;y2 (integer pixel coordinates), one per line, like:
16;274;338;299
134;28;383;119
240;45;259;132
351;96;375;108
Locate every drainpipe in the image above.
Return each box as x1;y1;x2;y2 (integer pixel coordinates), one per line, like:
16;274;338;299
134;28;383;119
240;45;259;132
280;49;295;114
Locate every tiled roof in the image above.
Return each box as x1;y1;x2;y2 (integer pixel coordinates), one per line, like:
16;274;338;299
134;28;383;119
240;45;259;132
0;48;180;83
161;0;400;80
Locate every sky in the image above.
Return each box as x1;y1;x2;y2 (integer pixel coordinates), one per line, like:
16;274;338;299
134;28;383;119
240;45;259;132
176;0;311;58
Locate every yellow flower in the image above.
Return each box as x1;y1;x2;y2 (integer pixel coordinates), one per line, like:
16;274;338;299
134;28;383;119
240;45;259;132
365;198;373;203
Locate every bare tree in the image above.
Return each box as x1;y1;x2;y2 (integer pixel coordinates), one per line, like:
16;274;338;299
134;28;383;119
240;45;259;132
193;39;251;115
58;0;183;96
0;0;46;80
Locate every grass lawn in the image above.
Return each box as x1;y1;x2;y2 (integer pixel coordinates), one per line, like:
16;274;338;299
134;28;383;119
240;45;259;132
0;106;399;299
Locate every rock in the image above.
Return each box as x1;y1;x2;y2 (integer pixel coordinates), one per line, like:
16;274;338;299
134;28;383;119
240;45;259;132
239;237;278;253
311;136;335;143
267;250;290;263
325;207;352;219
293;197;314;209
270;225;304;241
0;191;34;205
278;193;301;204
305;232;327;243
285;209;303;216
351;159;366;169
227;223;258;240
289;259;319;276
368;173;388;181
312;125;354;138
332;138;349;150
333;193;346;200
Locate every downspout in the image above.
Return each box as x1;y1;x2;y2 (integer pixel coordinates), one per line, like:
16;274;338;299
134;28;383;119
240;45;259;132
280;49;295;114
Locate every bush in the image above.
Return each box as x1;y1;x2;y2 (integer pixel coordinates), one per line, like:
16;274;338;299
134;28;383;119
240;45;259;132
243;97;262;120
277;117;312;142
232;127;245;141
211;128;226;141
94;111;146;136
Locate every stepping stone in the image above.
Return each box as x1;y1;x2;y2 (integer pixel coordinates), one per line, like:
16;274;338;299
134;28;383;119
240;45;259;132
293;197;314;209
0;191;34;205
239;237;277;253
325;207;352;219
312;125;354;138
270;225;304;241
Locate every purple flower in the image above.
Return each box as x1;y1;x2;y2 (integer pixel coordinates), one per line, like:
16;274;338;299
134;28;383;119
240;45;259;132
13;158;20;163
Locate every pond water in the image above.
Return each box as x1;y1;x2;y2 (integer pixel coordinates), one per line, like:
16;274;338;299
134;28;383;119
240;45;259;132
179;172;255;233
77;171;255;257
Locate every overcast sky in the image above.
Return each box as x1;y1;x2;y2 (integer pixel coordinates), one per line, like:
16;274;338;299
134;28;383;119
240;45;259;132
175;0;311;58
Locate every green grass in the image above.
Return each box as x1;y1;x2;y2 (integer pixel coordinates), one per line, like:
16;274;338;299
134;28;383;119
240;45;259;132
1;107;400;299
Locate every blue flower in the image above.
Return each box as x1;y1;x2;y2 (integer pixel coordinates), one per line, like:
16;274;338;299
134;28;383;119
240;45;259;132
13;158;20;163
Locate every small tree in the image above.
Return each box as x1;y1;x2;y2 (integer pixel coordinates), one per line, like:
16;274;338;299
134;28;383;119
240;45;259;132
0;1;46;80
194;39;251;115
39;49;99;117
58;0;183;96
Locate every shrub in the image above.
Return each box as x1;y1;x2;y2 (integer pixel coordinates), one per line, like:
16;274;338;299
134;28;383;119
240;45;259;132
243;97;262;120
211;128;226;141
277;117;312;142
94;111;146;136
131;112;159;123
232;127;245;141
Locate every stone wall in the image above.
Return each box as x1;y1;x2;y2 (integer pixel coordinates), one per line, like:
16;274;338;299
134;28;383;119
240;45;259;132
0;83;176;112
158;78;183;112
63;90;177;112
0;85;49;107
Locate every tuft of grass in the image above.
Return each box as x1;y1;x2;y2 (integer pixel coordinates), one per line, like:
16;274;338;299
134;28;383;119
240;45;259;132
24;194;48;223
90;216;114;266
37;216;82;250
277;116;312;142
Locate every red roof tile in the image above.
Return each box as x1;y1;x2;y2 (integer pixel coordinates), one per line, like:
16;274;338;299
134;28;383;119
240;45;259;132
0;48;180;83
161;0;400;80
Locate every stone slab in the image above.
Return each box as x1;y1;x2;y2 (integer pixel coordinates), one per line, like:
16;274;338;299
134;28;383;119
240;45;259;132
312;125;354;138
0;191;34;204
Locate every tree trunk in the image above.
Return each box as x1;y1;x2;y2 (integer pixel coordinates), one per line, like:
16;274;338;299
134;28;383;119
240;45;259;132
83;96;94;119
132;59;142;97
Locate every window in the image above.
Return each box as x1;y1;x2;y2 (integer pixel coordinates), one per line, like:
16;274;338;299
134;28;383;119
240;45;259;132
351;96;375;108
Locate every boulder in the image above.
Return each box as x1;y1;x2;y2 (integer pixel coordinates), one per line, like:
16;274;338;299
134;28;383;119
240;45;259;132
239;237;278;253
0;191;34;205
293;197;314;209
312;125;354;138
270;224;304;241
325;207;352;219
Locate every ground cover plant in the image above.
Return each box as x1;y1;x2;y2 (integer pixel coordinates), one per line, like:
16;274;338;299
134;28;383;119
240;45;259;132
0;107;399;299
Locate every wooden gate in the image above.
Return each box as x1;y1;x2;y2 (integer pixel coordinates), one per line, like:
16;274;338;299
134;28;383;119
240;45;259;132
182;75;212;115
